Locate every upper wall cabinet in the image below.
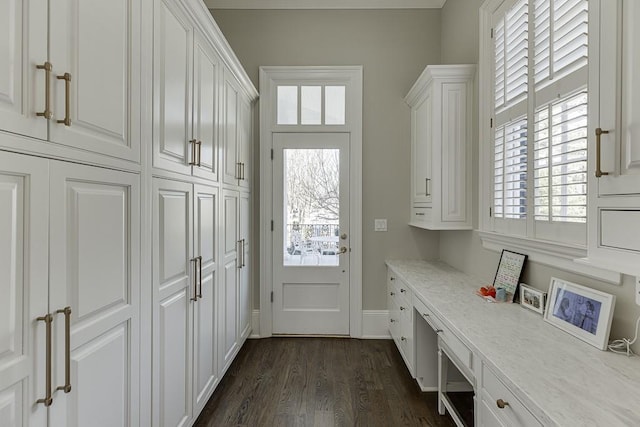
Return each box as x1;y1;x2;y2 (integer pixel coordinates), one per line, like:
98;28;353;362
405;65;475;230
588;0;640;275
222;70;252;189
0;0;142;163
153;0;220;181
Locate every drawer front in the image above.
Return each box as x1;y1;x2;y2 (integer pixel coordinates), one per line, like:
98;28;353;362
482;364;542;427
439;325;473;372
480;397;508;427
600;209;640;252
411;206;432;224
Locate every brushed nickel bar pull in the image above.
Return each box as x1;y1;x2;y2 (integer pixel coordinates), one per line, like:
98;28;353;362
237;240;243;269
56;73;72;126
36;313;54;406
425;178;431;197
188;140;198;166
197;256;203;299
241;239;246;267
36;62;53;120
236;162;241;179
241;163;245;180
595;128;610;177
191;257;199;301
55;307;72;393
196;141;202;167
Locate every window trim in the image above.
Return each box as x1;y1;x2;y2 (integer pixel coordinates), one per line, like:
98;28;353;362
478;0;621;284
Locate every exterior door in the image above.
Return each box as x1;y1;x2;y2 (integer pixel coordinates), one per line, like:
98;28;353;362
272;133;350;335
48;162;140;427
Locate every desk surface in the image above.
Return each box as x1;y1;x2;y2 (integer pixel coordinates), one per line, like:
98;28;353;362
386;259;640;427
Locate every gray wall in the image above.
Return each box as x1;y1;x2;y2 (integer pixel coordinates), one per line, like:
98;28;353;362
439;0;640;352
211;9;442;310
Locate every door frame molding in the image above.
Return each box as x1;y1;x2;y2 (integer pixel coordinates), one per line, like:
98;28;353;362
258;66;363;338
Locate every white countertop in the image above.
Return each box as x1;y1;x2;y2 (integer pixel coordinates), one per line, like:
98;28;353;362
386;259;640;427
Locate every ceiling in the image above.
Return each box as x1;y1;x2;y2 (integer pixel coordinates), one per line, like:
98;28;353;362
204;0;447;9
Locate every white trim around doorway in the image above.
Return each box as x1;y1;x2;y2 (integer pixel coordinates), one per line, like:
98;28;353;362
258;66;363;338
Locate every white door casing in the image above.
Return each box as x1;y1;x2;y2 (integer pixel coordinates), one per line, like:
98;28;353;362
272;133;350;335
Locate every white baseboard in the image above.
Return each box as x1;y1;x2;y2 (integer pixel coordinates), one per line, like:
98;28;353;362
248;309;391;339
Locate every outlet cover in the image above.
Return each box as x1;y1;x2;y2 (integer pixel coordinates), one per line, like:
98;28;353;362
636;276;640;306
374;219;387;232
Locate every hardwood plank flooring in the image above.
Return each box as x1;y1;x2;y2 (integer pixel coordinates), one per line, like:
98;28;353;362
194;338;458;427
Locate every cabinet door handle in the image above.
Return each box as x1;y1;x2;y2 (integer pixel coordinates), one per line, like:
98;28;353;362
400;288;406;293
425;178;431;196
390;318;396;323
390;291;395;296
401;336;407;341
191;257;199;301
56;72;72;126
400;306;406;311
595;128;610;177
237;240;243;269
36;313;54;406
390;277;395;281
496;399;510;409
196;141;202;167
36;62;53;120
197;256;203;299
242;239;246;267
55;307;72;393
188;140;198;166
236;162;241;179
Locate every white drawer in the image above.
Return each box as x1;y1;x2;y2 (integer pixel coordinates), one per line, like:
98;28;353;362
412;206;432;223
482;363;542;427
600;209;640;252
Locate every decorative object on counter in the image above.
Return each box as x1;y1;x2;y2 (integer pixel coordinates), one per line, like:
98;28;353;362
544;277;616;351
519;283;546;314
477;285;496;299
492;249;528;302
495;287;507;302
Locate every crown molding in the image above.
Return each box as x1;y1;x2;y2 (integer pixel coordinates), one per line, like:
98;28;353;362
205;0;447;10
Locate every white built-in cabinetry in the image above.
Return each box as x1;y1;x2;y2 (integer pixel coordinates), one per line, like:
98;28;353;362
0;0;257;426
387;271;414;375
587;0;640;276
405;65;475;230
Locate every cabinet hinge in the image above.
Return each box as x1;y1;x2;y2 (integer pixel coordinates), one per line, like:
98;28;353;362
491;28;494;38
271;149;274;160
271;220;274;231
270;291;274;303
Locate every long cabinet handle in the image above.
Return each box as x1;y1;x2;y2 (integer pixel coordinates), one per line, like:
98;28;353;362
595;128;610;178
237;240;243;269
36;62;53;120
197;256;203;299
36;313;54;406
56;73;72;126
425;178;431;197
242;239;246;267
55;307;72;393
241;163;245;180
188;140;198;166
191;257;199;301
196;141;202;167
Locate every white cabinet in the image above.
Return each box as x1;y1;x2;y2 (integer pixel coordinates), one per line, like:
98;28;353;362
588;0;640;275
153;0;221;180
0;0;142;162
0;151;140;427
152;178;220;427
387;270;414;376
239;192;252;340
222;71;253;189
405;65;475;230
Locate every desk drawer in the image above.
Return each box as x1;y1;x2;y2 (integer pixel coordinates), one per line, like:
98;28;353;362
482;364;542;427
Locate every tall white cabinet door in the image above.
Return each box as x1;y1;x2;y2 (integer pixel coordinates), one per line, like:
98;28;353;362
0;152;48;427
411;93;432;205
238;192;251;340
48;0;141;162
48;162;140;427
220;190;238;373
152;178;194;427
0;0;47;140
238;96;252;190
192;184;219;414
222;72;239;186
152;0;193;175
192;34;220;182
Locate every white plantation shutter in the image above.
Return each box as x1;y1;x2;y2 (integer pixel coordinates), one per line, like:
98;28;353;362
495;118;528;219
505;0;529;106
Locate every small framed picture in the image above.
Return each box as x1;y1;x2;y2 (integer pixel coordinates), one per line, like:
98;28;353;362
519;284;546;314
544;277;616;350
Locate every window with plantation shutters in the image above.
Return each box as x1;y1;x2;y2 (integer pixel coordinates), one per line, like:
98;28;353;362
487;0;588;246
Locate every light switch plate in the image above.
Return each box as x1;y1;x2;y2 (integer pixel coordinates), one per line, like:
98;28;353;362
636;276;640;306
374;219;387;232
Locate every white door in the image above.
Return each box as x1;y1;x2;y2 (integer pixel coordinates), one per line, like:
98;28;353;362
48;0;141;162
220;189;238;373
222;73;240;186
152;178;193;427
0;0;47;140
48;162;140;427
152;0;193;175
191;33;219;182
192;184;219;414
272;133;350;335
0;152;48;427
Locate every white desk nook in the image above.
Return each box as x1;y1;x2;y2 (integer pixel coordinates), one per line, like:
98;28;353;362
386;260;640;427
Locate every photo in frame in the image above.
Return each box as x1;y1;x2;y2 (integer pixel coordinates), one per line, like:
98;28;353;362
492;250;528;302
544;277;616;351
519;283;546;315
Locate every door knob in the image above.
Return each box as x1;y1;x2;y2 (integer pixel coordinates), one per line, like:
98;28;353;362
340;233;347;240
338;246;348;254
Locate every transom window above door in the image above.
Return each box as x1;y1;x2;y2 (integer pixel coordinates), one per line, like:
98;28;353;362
276;85;346;125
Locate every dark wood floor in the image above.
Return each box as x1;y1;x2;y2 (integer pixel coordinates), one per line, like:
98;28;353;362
194;338;457;427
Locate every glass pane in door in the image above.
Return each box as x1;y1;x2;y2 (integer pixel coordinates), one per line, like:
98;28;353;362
283;148;340;266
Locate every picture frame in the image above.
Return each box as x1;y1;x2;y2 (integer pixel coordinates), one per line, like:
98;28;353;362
519;283;546;314
544;277;616;351
492;250;528;302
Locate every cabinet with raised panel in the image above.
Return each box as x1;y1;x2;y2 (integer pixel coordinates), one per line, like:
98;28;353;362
0;0;142;163
222;70;253;189
587;0;640;275
405;65;475;230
